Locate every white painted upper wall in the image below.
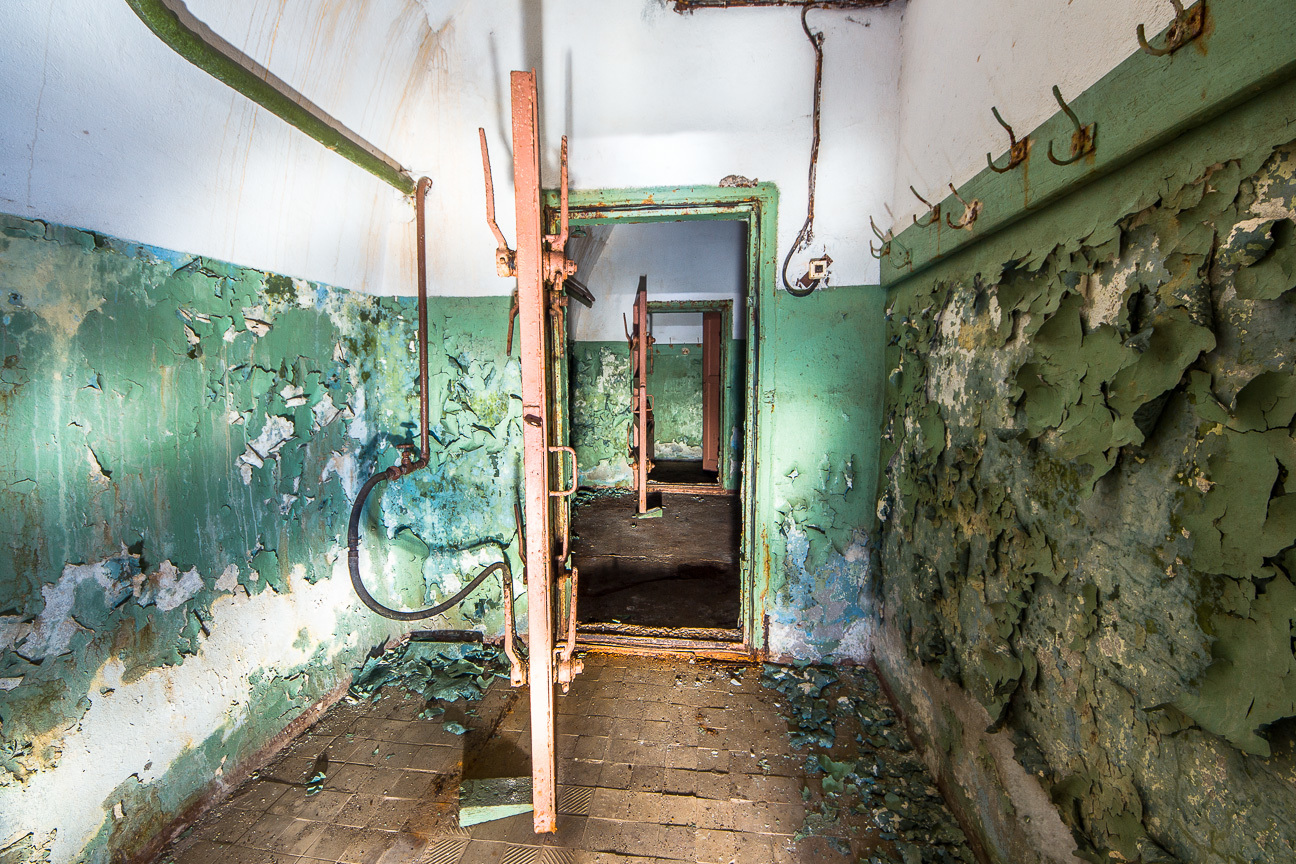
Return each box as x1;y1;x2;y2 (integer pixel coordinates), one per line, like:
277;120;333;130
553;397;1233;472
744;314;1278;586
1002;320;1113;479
567;219;747;342
1;0;903;296
886;0;1175;229
0;0;455;297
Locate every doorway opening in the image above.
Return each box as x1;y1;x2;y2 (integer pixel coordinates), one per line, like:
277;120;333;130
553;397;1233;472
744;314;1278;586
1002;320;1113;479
562;218;748;648
645;299;736;494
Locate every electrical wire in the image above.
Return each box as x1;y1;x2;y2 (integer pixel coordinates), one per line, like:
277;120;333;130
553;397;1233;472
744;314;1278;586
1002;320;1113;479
782;3;826;298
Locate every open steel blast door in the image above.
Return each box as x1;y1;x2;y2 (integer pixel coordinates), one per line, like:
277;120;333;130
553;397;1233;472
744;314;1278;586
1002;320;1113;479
628;278;655;514
480;70;584;833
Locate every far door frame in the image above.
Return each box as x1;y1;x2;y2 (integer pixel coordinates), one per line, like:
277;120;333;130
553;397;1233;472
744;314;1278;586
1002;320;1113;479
542;183;777;659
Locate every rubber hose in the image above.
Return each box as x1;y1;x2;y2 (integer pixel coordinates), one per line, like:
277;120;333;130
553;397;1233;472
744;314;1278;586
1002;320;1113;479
347;470;510;621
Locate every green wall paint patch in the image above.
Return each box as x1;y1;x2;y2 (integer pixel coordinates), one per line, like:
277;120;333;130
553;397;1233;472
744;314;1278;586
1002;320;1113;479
648;343;704;458
0;216;522;864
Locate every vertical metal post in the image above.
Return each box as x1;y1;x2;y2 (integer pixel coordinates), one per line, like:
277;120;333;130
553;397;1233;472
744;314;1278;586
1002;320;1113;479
701;311;722;474
634;279;651;513
511;69;557;834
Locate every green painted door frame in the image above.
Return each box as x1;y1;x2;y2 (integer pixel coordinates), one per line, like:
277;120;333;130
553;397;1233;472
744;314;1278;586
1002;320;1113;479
542;183;778;654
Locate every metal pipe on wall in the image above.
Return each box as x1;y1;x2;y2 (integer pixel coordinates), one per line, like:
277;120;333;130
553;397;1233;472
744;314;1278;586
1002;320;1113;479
346;179;506;621
123;0;415;194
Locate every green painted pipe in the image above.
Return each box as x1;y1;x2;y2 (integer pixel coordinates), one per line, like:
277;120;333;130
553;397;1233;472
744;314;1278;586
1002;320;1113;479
124;0;415;195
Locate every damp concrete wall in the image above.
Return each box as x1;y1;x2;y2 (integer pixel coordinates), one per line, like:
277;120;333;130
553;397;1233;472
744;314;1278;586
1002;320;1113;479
0;218;522;864
763;284;886;663
874;77;1296;864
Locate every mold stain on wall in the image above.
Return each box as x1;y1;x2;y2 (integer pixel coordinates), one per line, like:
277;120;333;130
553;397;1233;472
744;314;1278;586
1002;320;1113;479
876;126;1296;864
0;215;521;864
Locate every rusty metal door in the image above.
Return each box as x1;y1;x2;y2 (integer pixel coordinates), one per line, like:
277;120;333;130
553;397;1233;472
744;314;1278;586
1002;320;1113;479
628;278;654;513
479;69;583;833
701;311;722;474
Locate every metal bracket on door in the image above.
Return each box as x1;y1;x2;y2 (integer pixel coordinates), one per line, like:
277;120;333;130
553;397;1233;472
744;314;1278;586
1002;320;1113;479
479;128;517;278
554;565;583;692
543;137;578;287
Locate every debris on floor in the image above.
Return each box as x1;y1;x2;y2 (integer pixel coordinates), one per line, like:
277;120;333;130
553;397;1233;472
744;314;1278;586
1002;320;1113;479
250;749;330;796
763;662;978;864
348;638;509;733
457;777;533;827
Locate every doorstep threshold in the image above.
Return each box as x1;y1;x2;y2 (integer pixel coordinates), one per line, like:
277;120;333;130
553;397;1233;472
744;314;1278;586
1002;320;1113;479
576;622;751;660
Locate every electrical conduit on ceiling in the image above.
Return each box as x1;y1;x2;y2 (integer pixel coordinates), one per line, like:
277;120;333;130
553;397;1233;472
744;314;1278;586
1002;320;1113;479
123;0;414;194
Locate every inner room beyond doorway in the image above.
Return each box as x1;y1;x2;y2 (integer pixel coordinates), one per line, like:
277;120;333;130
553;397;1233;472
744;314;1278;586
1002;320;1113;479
566;218;748;635
572;491;741;632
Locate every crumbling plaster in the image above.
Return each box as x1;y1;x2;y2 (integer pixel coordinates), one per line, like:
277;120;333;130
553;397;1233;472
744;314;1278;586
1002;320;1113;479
0;219;521;864
876;84;1296;864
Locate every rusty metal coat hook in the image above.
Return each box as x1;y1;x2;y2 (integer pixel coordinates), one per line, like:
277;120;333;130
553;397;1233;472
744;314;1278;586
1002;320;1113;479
869;215;891;259
945;184;982;230
1138;0;1205;56
870;215;887;242
889;233;912;269
986;106;1029;174
910;186;941;227
1046;85;1096;167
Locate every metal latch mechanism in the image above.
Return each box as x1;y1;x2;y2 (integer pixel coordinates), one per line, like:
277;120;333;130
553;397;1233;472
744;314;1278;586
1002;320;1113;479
555;564;583;692
479;128;516;278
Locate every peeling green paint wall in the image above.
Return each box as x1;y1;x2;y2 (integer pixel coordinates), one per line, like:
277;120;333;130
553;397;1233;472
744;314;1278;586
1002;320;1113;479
876;83;1296;864
568;338;746;489
764;284;885;661
0;216;521;864
569;341;633;488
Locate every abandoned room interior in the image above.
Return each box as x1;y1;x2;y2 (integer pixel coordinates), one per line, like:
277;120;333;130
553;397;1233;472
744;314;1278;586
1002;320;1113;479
2;1;1295;863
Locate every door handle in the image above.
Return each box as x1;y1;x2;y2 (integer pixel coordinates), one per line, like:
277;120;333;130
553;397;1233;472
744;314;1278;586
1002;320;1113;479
542;137;579;287
549;446;578;562
548;446;578;500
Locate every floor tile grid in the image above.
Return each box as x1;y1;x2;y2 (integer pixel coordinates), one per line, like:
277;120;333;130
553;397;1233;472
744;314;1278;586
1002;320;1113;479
164;653;968;864
169;690;483;864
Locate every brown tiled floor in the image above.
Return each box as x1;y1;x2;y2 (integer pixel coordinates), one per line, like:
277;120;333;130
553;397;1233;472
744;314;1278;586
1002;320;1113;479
165;654;938;864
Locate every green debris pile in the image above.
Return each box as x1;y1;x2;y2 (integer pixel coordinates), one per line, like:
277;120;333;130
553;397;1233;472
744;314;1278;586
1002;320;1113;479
764;663;975;864
348;639;508;731
572;487;628;506
761;661;840;749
